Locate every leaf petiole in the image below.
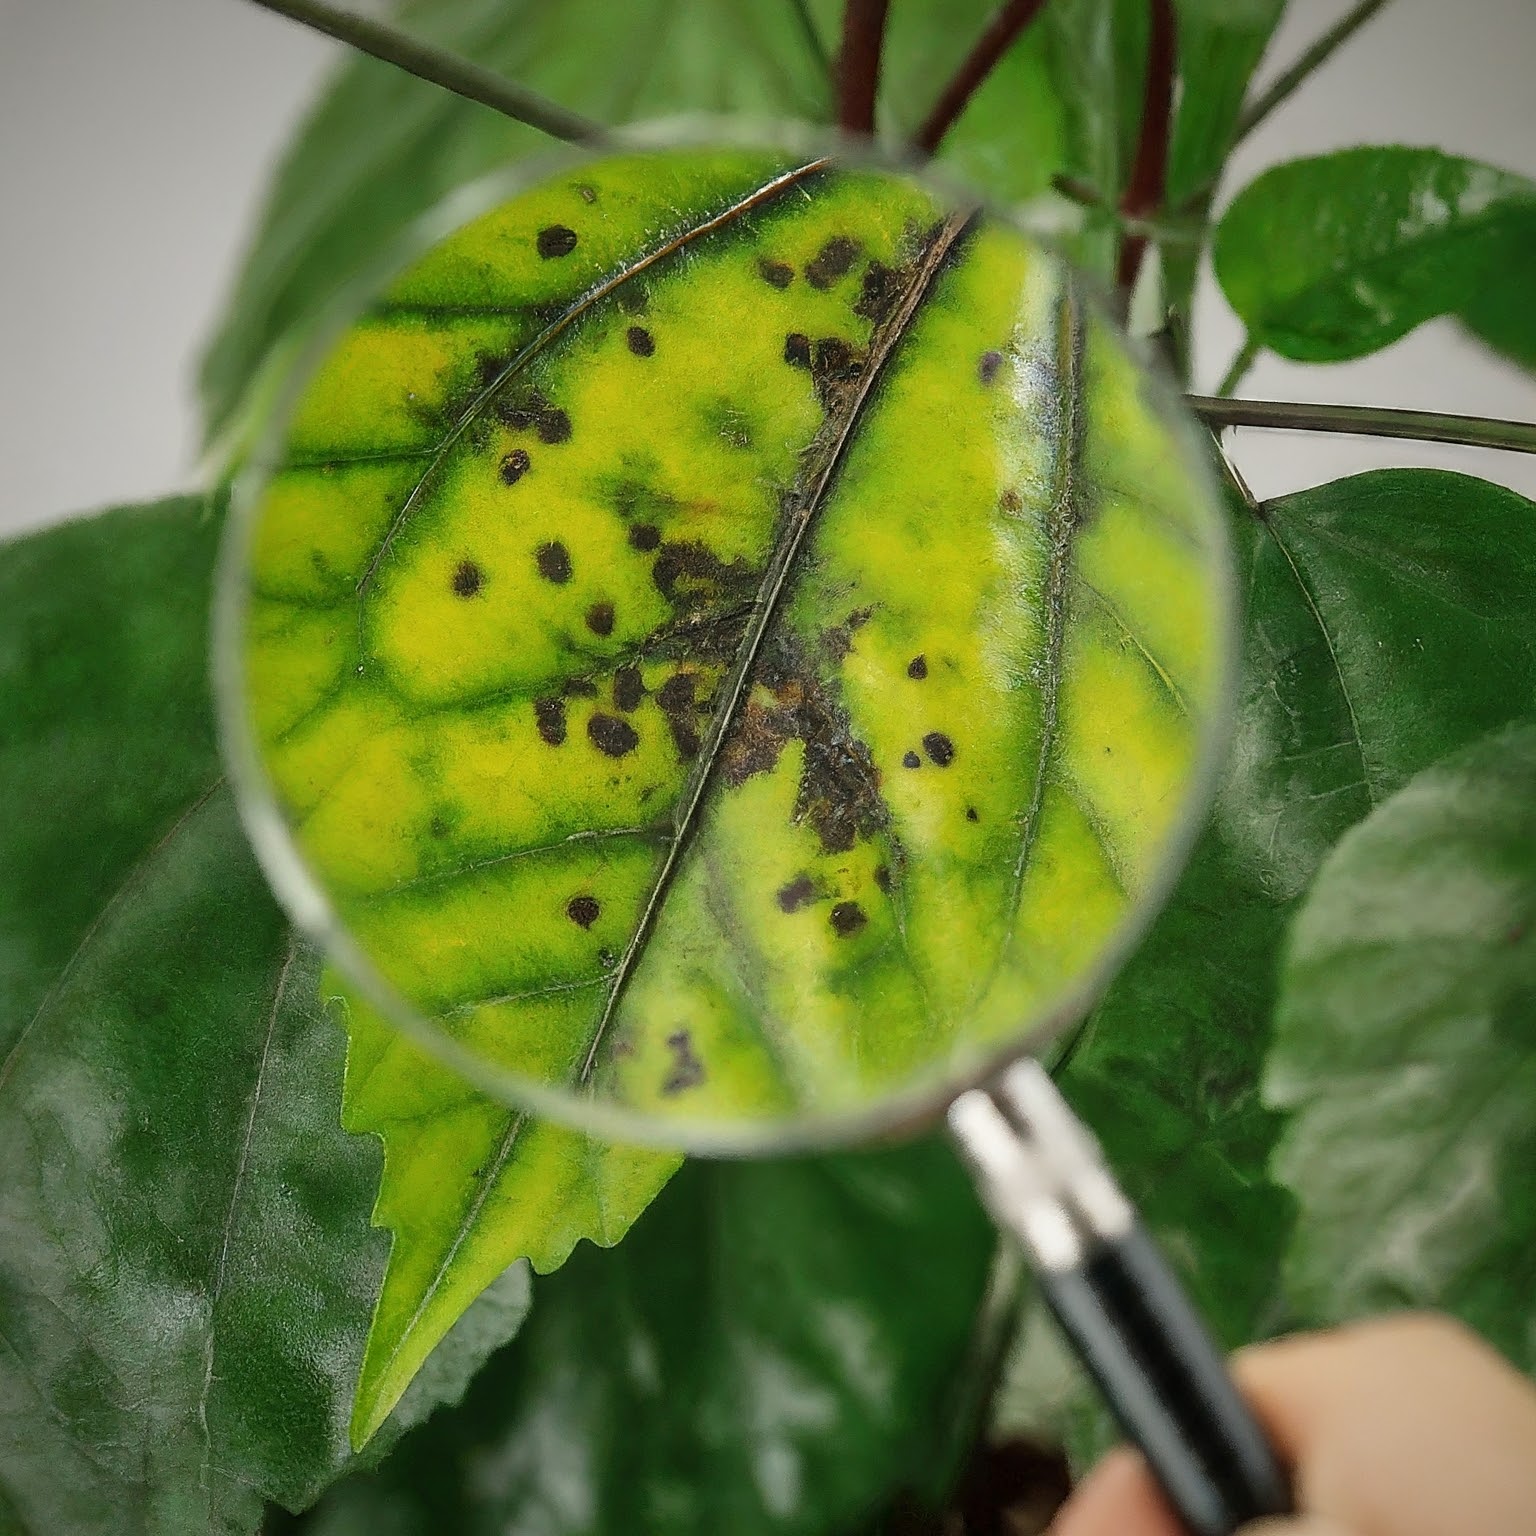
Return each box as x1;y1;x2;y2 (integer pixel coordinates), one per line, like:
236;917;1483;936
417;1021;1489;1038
1189;396;1536;456
912;0;1052;153
239;0;606;143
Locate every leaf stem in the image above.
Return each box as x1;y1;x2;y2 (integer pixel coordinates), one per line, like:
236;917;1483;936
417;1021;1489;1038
1236;0;1394;141
836;0;892;133
1216;336;1259;398
787;0;834;86
239;0;606;143
1189;397;1536;456
1116;0;1177;294
912;0;1051;152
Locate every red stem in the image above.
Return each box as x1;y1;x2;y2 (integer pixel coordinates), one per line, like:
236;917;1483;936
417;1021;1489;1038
1116;0;1176;293
913;0;1051;152
837;0;892;134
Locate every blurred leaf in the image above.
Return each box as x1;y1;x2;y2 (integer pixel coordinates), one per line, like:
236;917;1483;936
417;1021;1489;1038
1214;146;1536;363
1458;202;1536;371
1166;0;1285;207
1269;724;1536;1369
0;501;527;1534
996;467;1536;1452
199;0;828;447
296;1138;996;1536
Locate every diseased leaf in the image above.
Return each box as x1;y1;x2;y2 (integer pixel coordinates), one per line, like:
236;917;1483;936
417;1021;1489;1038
1269;724;1536;1370
1214;146;1536;364
200;0;829;447
995;468;1536;1456
0;501;527;1533
295;1137;996;1536
225;144;1231;1431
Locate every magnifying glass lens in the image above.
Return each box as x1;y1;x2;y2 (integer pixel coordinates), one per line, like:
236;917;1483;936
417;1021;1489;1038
222;129;1233;1155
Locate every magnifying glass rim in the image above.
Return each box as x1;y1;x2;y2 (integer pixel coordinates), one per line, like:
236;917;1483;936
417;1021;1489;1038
213;112;1239;1159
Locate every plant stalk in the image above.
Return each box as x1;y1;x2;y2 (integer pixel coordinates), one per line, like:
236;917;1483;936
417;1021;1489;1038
787;0;834;86
1189;397;1536;456
240;0;606;143
1236;0;1394;140
1116;0;1177;294
836;0;893;133
1215;336;1260;398
912;0;1051;152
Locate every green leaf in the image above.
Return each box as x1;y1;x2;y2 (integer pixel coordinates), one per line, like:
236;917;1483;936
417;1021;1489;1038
1166;0;1285;208
1268;724;1536;1369
227;144;1229;1429
0;500;527;1532
1458;202;1536;371
199;0;829;447
297;1137;997;1536
996;467;1536;1450
1213;146;1536;364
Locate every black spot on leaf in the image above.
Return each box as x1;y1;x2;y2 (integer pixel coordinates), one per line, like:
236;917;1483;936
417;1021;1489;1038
537;408;572;444
907;654;928;680
588;713;640;758
776;874;816;913
499;448;531;485
830;901;867;937
999;488;1023;515
536;224;578;258
629;523;661;552
662;1029;705;1095
978;349;1004;385
626;325;655;357
451;560;483;598
536;541;572;583
966;806;979;822
923;731;956;767
585;601;615;637
563;676;599;698
613;665;644;712
854;260;902;324
534;697;567;746
805;235;860;289
757;257;794;289
784;332;813;368
566;894;600;929
903;750;921;769
874;865;892;892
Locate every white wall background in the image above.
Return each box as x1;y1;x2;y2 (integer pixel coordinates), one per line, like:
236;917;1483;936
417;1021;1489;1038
1;0;1534;540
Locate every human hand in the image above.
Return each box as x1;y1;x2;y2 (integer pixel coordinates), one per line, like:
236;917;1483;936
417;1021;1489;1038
1050;1314;1536;1536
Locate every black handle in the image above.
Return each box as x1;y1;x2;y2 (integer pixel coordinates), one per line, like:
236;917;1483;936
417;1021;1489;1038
1040;1222;1292;1536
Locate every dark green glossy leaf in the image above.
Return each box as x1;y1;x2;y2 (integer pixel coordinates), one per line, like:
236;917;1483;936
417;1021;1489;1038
1458;202;1536;371
995;467;1536;1453
199;0;828;446
1214;146;1536;363
0;501;527;1533
1269;724;1536;1370
295;1137;996;1536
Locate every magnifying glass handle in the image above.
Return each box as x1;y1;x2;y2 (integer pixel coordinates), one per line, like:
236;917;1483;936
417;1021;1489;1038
950;1062;1292;1536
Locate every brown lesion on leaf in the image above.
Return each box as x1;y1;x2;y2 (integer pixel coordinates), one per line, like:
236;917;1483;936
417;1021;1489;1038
804;235;861;290
776;872;817;912
661;1028;705;1095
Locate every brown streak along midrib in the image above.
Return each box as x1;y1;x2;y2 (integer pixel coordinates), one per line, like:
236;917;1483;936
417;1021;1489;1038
576;206;981;1090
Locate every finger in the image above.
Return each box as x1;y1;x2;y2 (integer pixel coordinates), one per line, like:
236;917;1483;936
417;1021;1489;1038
1047;1448;1185;1536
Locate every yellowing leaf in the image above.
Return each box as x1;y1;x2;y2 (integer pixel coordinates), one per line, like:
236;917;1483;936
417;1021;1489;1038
225;142;1231;1439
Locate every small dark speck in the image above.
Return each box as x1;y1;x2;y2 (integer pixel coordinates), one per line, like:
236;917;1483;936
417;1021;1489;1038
830;901;867;937
451;559;483;598
776;873;816;913
536;541;572;583
574;183;597;204
499;448;531;485
588;713;640;758
907;654;928;680
613;665;644;712
537;407;572;444
978;349;1004;385
784;331;812;368
999;488;1024;515
566;894;600;929
629;523;661;552
923;731;956;767
965;806;979;822
585;601;615;637
598;946;617;967
758;257;794;289
874;865;892;892
626;325;655;357
902;750;921;769
662;1029;705;1095
534;696;566;746
805;235;860;290
537;224;578;258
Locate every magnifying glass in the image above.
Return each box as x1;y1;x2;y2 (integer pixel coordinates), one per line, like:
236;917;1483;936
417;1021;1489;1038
217;122;1290;1535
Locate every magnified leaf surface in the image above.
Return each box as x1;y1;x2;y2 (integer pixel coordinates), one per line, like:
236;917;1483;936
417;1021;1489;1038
239;144;1228;1127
